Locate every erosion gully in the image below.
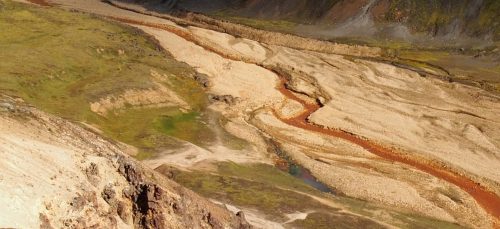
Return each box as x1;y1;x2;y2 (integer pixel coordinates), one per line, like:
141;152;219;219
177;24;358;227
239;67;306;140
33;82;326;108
27;0;500;225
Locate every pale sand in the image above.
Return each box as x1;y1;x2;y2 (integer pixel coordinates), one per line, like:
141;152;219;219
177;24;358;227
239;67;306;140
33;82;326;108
210;200;284;229
0;113;131;228
138;25;284;111
188;26;269;63
17;1;500;227
144;141;270;169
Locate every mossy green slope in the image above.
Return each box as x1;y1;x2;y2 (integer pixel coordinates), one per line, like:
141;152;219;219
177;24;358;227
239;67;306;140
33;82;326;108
162;162;463;229
384;0;500;40
0;0;212;158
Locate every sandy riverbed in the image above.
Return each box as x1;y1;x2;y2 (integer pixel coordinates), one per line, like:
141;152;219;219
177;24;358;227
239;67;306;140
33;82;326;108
20;0;500;227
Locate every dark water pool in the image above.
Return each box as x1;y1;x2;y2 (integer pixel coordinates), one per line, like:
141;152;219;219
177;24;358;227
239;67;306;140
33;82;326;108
271;141;334;194
288;163;335;194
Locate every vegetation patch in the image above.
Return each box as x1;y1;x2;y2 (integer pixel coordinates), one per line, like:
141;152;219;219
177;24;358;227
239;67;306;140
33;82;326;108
0;0;211;158
159;162;339;221
155;111;214;145
398;49;500;93
216;162;323;194
211;11;297;34
290;212;385;229
160;162;466;228
391;212;463;229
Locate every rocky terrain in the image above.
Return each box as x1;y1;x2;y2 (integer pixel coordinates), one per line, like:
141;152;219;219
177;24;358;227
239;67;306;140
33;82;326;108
117;0;500;95
0;95;249;228
3;0;500;228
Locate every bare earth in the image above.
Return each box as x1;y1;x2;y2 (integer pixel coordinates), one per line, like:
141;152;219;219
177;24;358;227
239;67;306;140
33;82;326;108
13;0;500;228
0;98;246;228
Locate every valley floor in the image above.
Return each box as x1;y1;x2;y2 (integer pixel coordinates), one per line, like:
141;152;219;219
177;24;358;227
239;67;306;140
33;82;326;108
3;0;500;228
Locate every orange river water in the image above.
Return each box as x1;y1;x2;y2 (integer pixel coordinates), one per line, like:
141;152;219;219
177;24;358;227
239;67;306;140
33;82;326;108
25;1;500;226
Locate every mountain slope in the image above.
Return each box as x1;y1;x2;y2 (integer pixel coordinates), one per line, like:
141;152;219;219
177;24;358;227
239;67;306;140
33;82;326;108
0;95;248;228
172;0;500;42
0;1;250;228
7;0;500;228
121;0;499;45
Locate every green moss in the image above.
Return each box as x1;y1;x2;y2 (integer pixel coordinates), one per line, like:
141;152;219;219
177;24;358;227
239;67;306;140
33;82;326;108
334;197;464;229
161;161;465;228
216;162;321;194
391;212;463;229
473;0;500;39
211;11;297;33
398;49;500;92
135;151;155;160
155;111;214;145
208;112;249;150
165;163;339;220
399;50;449;62
0;0;210;158
96;107;179;152
291;212;385;229
385;0;460;33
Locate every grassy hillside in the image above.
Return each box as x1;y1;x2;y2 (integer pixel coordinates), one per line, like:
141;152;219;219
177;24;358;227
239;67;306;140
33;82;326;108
0;0;212;159
383;0;500;40
161;161;463;229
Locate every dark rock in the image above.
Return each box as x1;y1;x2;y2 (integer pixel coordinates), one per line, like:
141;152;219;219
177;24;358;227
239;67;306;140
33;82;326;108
122;186;135;199
85;162;100;185
236;211;252;229
208;94;236;105
102;184;116;204
132;183;166;229
194;73;211;87
39;213;54;229
112;152;250;228
118;160;143;185
70;195;86;211
117;200;131;223
202;211;213;226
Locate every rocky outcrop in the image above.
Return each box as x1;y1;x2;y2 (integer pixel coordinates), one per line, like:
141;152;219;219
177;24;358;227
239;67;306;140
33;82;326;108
89;70;189;116
208;94;237;105
0;95;249;229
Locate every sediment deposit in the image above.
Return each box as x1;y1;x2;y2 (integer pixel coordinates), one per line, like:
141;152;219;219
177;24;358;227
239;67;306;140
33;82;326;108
14;0;500;228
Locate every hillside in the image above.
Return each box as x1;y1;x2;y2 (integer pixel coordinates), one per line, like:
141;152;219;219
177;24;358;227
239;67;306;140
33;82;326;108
0;1;249;228
0;95;248;228
122;0;500;46
171;0;500;44
3;0;500;228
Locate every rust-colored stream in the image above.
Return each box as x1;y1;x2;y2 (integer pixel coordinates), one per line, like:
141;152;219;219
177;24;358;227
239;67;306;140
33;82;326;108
277;78;500;226
24;1;500;226
128;12;500;223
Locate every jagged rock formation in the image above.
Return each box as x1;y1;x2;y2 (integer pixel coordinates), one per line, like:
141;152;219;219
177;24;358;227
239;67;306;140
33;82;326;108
0;95;250;229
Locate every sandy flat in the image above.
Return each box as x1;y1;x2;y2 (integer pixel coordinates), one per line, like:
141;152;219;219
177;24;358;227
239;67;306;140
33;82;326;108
19;1;500;227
